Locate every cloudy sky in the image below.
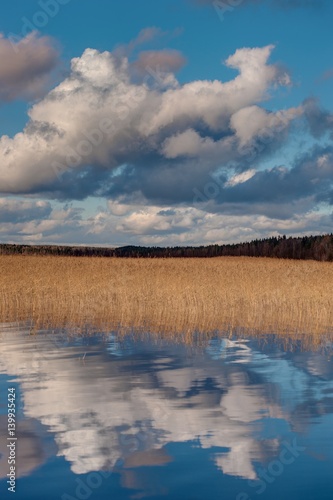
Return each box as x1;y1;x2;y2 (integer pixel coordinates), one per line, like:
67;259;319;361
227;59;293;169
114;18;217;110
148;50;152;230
0;0;332;246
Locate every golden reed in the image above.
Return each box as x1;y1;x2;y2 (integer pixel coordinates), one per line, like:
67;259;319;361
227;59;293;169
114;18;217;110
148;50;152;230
1;255;332;347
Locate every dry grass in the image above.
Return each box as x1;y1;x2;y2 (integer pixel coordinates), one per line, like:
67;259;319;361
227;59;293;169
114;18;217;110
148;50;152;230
0;255;332;347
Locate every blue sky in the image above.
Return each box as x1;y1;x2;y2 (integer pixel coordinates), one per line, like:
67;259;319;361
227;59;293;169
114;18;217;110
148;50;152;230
0;0;332;246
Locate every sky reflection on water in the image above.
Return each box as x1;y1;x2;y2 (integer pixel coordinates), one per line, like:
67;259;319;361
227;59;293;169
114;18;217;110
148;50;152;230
0;325;333;500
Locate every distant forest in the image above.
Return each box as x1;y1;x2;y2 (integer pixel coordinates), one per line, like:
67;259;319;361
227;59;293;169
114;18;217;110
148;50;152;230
1;234;333;261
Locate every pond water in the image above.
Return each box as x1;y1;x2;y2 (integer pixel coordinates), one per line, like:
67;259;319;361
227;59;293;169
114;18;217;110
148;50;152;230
0;325;333;500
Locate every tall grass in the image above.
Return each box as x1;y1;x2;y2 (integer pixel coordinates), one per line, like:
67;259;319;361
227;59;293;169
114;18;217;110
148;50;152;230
0;255;332;346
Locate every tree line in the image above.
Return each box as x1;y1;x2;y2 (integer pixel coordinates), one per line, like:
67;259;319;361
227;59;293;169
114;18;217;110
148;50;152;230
1;234;333;261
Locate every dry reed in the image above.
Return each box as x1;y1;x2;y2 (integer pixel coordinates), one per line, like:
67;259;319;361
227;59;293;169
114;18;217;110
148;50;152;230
0;255;332;347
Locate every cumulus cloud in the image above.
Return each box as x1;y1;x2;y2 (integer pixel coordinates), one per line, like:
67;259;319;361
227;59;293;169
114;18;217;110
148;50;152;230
0;193;332;247
162;129;219;158
0;43;293;198
0;198;51;223
0;32;60;102
0;199;84;243
229;105;301;146
0;36;332;245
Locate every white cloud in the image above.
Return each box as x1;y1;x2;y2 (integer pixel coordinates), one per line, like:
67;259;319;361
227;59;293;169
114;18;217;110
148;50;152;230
0;196;330;247
226;169;257;187
0;44;293;195
162;129;220;158
230;105;302;147
1;36;331;245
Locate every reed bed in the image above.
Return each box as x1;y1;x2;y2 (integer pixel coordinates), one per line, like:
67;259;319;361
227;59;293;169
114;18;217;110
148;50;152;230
0;255;332;347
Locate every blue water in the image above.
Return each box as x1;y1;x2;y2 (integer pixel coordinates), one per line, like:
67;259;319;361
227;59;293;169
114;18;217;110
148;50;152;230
0;325;333;499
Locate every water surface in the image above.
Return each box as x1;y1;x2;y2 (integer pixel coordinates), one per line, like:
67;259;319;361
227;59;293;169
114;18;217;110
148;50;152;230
0;325;333;499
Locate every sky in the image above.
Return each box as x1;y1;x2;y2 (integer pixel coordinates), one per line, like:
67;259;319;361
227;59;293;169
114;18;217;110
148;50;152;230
0;0;332;247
